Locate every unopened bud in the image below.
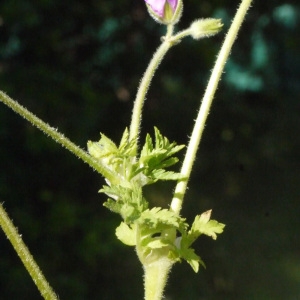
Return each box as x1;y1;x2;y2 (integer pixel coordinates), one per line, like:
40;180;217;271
190;18;223;39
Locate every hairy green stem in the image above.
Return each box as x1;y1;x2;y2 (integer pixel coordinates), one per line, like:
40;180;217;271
143;258;173;300
136;225;173;300
129;25;175;149
171;0;253;215
0;203;58;300
0;91;120;184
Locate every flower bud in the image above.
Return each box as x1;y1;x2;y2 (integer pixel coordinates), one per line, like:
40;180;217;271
190;18;223;40
145;0;183;25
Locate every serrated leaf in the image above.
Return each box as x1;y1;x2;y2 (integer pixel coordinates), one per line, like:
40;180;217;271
119;128;129;149
157;157;179;169
118;129;137;157
182;248;205;273
103;198;122;214
140;134;154;157
199;209;212;223
115;222;136;246
154;127;168;149
100;133;118;152
89;134;118;159
100;185;121;201
150;169;186;181
166;144;185;157
168;243;206;273
120;203;136;220
188;210;225;244
200;219;225;240
101;184;148;221
138;128;185;185
138;207;186;230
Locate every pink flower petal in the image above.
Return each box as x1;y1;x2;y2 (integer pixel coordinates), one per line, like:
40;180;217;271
145;0;167;17
167;0;178;12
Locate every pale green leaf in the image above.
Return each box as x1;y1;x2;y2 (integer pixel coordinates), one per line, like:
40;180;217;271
200;219;225;240
118;129;137;157
168;243;206;273
183;248;206;273
145;238;169;249
188;210;225;243
150;169;186;181
115;222;136;246
138;207;186;230
118;128;129;149
138;128;185;184
103;198;122;214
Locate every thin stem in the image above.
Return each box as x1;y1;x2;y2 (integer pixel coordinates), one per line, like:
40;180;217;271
0;203;58;300
172;28;191;41
166;24;174;38
0;91;120;184
129;34;174;149
171;0;253;215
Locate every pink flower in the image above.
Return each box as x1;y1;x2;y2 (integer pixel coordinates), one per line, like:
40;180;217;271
145;0;178;18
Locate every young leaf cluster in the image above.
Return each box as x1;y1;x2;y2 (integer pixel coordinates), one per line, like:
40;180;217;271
87;127;185;222
87;127;225;272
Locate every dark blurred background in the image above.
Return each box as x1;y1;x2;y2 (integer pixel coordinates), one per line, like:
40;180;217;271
0;0;299;299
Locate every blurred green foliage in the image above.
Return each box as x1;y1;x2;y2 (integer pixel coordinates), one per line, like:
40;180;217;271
0;0;299;299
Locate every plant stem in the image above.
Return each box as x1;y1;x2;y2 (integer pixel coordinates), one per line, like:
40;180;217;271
143;258;173;300
0;203;58;300
129;26;175;149
136;225;173;300
171;0;253;215
0;91;120;184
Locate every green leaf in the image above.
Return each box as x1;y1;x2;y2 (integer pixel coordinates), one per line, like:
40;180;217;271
115;222;136;246
138;207;186;230
88;134;118;159
156;157;179;169
103;198;122;214
144;237;170;249
149;169;186;181
140;133;154;158
168;241;206;273
120;203;136;219
100;185;123;201
101;184;148;222
137;127;185;185
180;248;205;273
118;128;137;157
118;128;130;149
188;210;225;244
